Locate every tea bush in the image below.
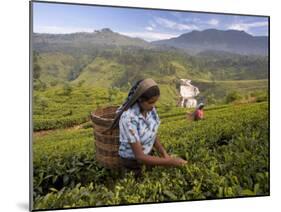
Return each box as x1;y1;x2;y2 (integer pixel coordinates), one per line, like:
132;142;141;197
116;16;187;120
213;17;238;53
33;102;269;210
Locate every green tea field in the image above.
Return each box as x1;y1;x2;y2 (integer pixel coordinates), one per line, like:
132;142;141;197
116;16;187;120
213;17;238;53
33;100;269;210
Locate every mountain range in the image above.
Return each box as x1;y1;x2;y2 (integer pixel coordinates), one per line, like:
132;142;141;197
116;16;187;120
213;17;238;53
33;28;268;56
32;28;268;102
33;28;152;53
152;29;268;56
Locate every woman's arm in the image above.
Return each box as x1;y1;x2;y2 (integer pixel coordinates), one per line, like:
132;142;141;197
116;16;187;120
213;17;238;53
153;136;169;158
130;141;186;167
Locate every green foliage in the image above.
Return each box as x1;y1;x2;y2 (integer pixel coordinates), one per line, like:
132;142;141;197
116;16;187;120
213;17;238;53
33;45;268;106
33;102;269;209
77;80;85;87
250;91;268;102
190;53;268;80
50;80;59;87
193;79;268;104
33;85;127;131
33;80;47;91
226;91;243;103
32;34;269;209
62;84;72;96
33;51;41;80
33;52;49;92
206;93;217;105
108;87;120;102
34;45;268;89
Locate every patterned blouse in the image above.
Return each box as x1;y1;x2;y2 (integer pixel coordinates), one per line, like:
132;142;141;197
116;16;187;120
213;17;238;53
118;103;161;159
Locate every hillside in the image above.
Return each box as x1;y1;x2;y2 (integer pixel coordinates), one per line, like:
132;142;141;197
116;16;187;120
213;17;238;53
152;29;268;56
32;28;269;107
33;28;152;55
193;79;268;104
34;47;268;85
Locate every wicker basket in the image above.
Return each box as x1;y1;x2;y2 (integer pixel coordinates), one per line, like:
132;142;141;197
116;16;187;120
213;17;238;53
91;106;121;169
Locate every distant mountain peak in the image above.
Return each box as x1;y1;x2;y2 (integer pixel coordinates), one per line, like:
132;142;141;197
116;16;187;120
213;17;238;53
179;28;251;40
33;27;152;50
100;28;114;33
94;28;115;34
186;28;251;36
203;28;220;32
152;28;268;56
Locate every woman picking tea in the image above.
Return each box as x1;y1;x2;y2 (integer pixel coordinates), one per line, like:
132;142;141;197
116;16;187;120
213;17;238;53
109;78;187;171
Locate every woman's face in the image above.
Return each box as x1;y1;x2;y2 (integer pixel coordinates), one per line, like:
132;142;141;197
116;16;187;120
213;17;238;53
139;96;159;112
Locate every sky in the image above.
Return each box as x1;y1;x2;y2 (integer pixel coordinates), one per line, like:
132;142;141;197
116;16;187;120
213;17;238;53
33;2;269;42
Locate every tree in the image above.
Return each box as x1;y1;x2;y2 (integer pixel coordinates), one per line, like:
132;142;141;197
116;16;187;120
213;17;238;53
226;91;242;103
168;63;176;75
77;80;85;87
33;51;41;80
108;87;119;102
63;83;72;95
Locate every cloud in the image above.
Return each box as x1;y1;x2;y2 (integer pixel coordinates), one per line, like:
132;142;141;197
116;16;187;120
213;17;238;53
227;21;268;31
228;24;247;31
121;31;178;42
192;18;201;22
34;25;95;34
208;19;219;26
186;17;219;26
170;12;182;18
154;17;198;31
145;26;154;31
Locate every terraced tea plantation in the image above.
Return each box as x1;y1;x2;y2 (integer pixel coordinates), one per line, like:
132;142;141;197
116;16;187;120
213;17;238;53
33;101;269;210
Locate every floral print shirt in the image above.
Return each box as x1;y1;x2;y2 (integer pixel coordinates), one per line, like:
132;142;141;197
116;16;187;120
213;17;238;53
119;103;160;159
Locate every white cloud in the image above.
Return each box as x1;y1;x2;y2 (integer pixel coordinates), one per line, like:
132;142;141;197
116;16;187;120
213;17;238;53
228;21;268;31
154;17;198;31
34;25;95;34
121;31;178;42
186;18;219;26
208;19;219;26
170;12;182;19
145;26;154;31
228;24;248;31
193;18;201;22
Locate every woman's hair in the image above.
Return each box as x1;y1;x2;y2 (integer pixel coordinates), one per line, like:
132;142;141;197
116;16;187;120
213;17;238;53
198;103;204;109
139;85;160;102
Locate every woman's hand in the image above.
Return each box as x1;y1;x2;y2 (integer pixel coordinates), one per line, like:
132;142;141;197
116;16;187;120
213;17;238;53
168;157;187;167
163;152;170;159
130;142;187;167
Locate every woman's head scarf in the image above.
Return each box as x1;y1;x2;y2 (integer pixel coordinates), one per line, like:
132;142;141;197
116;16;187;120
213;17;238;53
196;102;204;109
108;78;158;130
